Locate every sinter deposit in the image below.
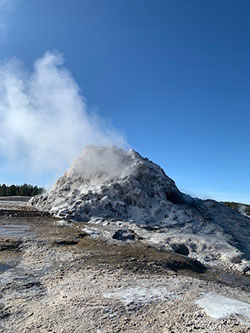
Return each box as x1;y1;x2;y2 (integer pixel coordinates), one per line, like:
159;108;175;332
29;145;250;270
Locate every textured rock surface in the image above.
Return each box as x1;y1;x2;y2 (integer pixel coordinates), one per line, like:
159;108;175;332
29;145;250;268
0;209;249;332
29;145;183;223
1;217;250;333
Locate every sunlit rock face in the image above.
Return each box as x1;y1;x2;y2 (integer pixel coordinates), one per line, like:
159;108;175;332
29;145;250;268
30;145;184;223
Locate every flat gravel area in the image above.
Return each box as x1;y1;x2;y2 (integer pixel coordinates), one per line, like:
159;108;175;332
0;205;249;332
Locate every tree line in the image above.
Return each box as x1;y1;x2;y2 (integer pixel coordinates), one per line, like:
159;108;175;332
0;184;43;197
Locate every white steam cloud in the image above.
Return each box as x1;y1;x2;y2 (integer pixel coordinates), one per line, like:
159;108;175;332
0;51;126;178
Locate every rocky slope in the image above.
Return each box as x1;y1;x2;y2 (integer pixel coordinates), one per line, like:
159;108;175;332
222;201;250;218
29;146;250;270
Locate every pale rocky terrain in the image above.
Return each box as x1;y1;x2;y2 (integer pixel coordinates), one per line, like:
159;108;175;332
30;146;250;272
1;146;250;332
0;211;249;333
0;196;31;207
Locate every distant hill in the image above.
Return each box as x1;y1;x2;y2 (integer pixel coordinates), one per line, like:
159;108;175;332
222;201;250;218
0;184;43;197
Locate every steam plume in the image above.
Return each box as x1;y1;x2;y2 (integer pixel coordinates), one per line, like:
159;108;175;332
0;51;126;178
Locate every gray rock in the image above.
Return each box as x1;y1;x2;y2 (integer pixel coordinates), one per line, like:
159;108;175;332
171;244;189;256
112;229;135;241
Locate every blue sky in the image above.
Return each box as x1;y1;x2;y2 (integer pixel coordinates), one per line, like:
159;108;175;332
0;0;250;203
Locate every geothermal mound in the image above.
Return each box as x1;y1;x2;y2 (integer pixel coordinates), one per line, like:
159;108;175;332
29;145;250;268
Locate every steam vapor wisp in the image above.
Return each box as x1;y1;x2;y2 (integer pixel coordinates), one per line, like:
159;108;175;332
0;51;126;179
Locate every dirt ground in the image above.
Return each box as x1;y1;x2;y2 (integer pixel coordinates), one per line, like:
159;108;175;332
0;199;249;332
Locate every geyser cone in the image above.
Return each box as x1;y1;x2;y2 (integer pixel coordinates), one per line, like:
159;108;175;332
29;145;250;268
30;145;183;222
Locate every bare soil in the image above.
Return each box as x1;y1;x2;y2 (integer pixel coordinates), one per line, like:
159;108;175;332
0;200;249;332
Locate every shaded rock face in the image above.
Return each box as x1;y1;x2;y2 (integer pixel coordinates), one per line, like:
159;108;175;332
29;145;250;267
171;244;190;256
112;229;135;241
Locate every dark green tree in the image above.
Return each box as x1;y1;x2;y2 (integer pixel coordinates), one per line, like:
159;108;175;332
0;184;43;196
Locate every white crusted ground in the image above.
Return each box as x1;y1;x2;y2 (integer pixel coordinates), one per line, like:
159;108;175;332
29;145;250;270
1;237;250;333
196;294;250;323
